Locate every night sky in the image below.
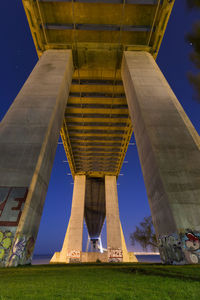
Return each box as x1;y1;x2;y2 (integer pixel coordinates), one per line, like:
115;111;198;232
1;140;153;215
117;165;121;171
0;1;200;254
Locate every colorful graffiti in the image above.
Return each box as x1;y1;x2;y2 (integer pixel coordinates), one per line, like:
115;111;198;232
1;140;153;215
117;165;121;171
108;248;123;262
0;187;29;266
158;231;200;264
183;232;200;264
0;231;13;265
67;250;81;263
8;235;35;266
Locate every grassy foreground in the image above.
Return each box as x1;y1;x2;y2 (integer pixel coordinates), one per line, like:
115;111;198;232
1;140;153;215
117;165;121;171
0;263;200;300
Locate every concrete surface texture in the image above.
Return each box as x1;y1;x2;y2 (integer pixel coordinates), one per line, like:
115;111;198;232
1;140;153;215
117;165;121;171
81;252;108;263
122;51;200;264
0;50;73;266
105;176;123;251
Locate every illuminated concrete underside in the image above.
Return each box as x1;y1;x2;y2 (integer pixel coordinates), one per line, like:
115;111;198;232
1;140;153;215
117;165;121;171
23;0;174;177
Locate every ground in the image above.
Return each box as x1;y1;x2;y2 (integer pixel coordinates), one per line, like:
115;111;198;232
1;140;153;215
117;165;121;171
0;263;199;299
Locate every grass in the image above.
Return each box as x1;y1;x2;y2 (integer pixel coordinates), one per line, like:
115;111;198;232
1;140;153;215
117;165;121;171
0;263;200;299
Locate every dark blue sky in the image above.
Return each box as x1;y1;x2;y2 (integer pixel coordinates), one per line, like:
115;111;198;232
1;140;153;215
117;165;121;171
0;1;200;254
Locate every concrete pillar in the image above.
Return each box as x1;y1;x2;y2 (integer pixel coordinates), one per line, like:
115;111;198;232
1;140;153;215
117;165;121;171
0;50;73;266
105;175;123;262
122;51;200;264
51;175;86;263
105;176;137;262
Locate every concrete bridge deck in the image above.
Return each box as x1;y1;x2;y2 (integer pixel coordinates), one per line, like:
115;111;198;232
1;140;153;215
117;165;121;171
22;0;174;177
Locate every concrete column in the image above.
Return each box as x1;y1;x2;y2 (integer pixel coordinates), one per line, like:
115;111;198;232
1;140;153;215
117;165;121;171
122;51;200;264
105;175;123;262
51;175;86;263
0;50;73;266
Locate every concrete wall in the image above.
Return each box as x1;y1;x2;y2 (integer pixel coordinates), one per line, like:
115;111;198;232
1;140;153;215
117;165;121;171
81;252;108;263
122;51;200;264
0;50;73;266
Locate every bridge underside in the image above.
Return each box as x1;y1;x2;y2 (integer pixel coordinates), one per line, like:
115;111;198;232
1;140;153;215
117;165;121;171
62;76;132;177
23;0;174;177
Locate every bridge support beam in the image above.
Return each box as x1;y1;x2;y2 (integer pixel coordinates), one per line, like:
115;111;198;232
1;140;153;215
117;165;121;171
105;175;123;262
122;51;200;264
51;175;86;263
105;175;137;262
0;50;73;266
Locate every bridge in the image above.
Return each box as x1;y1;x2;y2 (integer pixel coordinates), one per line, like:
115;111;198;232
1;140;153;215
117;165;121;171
0;0;200;266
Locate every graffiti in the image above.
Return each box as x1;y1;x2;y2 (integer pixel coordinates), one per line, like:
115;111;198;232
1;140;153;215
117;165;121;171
158;231;200;264
9;236;26;261
108;249;123;262
158;234;184;264
183;232;200;264
67;250;81;263
0;187;29;266
8;235;35;266
0;187;28;226
0;231;13;264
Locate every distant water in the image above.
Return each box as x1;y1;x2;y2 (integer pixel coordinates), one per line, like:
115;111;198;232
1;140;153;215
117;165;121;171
32;254;52;265
136;255;161;263
32;254;161;265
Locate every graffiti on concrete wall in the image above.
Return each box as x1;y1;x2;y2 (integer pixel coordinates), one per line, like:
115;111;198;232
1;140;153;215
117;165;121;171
158;231;200;264
67;250;81;263
182;232;200;264
158;233;184;264
8;235;35;266
0;187;28;226
108;248;123;262
0;230;14;265
0;187;28;266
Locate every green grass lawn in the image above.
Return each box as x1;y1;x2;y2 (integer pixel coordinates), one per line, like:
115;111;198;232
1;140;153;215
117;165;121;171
0;263;200;300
